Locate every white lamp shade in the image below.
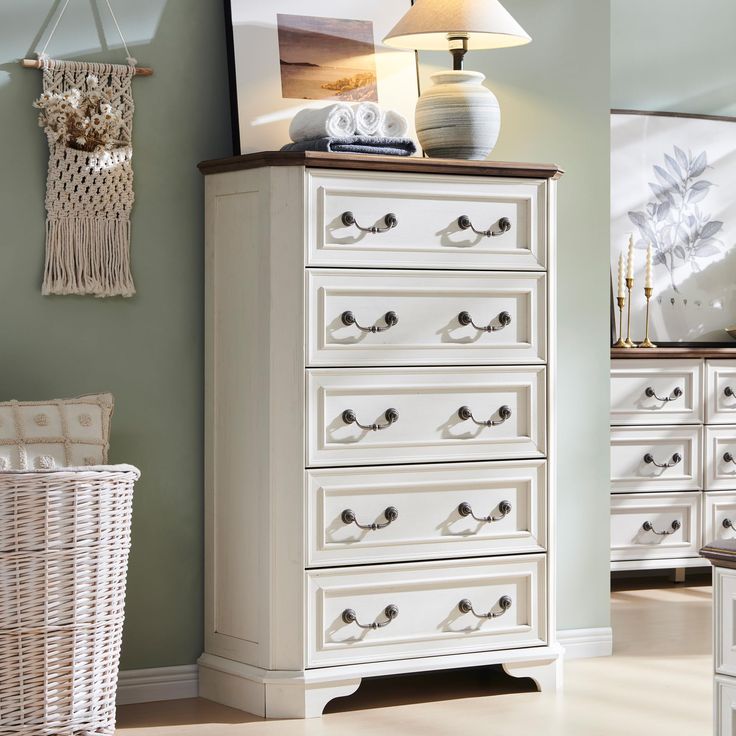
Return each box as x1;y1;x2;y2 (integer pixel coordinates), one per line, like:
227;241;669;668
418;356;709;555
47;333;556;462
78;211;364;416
383;0;531;51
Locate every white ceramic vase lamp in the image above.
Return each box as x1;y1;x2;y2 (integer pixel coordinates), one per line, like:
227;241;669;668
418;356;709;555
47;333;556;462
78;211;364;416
384;0;531;160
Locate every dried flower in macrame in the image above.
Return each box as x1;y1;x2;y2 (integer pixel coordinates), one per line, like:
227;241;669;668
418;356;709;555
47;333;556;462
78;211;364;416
33;74;128;153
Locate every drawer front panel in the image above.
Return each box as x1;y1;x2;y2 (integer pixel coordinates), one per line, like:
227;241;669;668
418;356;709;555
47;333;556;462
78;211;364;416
715;676;736;735
704;492;736;544
707;361;736;424
307;460;547;567
307;367;546;467
307;270;546;366
706;427;736;490
610;359;702;426
307;555;546;667
307;170;546;270
716;568;736;677
610;492;701;562
610;425;702;493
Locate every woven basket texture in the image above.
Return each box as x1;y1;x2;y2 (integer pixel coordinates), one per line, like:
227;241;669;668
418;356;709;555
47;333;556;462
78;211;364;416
0;466;139;736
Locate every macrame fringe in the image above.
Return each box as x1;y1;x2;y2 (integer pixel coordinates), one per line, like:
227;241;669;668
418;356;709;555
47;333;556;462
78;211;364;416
43;217;135;298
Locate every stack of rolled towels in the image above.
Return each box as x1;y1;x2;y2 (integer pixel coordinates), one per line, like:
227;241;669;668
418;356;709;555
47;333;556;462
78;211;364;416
282;102;417;156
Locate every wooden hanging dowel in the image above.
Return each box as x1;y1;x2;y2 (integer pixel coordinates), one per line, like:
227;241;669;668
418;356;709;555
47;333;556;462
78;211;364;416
20;58;153;76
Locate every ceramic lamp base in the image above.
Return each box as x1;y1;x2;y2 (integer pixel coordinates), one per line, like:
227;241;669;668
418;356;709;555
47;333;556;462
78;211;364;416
416;71;501;160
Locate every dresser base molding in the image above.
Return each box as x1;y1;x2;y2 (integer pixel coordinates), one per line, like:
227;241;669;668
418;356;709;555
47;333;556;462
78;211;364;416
198;645;563;719
610;557;709;572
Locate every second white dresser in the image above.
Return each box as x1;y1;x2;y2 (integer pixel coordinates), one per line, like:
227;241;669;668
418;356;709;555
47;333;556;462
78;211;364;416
610;351;736;572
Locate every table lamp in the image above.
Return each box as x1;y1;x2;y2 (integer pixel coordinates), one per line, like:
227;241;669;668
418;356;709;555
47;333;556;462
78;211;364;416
384;0;531;160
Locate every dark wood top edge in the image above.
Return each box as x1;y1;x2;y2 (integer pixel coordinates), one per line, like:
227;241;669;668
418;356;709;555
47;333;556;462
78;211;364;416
612;108;736;124
701;542;736;568
197;151;565;179
612;347;736;359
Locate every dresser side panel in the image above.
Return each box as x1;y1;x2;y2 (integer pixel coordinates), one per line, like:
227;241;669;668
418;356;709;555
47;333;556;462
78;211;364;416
205;168;272;667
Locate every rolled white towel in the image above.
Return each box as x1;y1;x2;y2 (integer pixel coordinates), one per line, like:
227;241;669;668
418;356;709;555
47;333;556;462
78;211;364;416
380;109;409;139
353;102;383;136
288;104;355;143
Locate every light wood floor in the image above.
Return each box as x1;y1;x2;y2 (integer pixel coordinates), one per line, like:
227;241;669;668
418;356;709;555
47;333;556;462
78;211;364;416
117;575;713;735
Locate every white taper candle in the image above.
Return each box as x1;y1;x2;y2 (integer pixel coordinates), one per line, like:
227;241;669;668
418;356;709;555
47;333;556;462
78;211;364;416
617;252;625;298
626;234;634;280
645;243;653;289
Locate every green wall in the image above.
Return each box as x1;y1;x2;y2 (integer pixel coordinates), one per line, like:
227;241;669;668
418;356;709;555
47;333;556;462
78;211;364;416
0;1;231;669
1;0;612;672
612;0;736;116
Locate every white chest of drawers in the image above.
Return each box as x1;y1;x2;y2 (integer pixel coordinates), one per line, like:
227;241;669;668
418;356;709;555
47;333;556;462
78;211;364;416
610;352;736;572
198;152;562;719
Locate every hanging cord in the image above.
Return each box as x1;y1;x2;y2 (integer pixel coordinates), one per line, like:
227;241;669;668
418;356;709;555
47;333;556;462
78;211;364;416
38;0;136;66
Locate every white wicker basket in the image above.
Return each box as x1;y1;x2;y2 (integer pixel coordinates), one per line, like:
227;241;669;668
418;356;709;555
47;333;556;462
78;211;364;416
0;465;140;736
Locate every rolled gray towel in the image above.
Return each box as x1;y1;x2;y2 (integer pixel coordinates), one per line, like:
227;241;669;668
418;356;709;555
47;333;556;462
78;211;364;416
281;136;417;157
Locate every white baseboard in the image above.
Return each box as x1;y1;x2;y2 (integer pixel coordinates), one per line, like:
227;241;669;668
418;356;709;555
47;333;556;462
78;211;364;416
557;627;613;660
117;665;199;705
117;631;612;705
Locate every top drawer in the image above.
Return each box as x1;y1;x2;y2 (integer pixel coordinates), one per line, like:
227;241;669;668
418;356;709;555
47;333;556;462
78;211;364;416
707;361;736;424
610;359;703;426
307;170;547;271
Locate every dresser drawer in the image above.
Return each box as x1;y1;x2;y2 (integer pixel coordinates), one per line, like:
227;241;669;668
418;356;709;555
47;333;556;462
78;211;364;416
610;359;702;426
705;492;736;544
307;269;546;366
306;555;546;667
307;460;546;567
306;367;546;467
707;361;736;424
610;425;702;493
307;170;546;271
715;567;736;677
610;492;701;562
705;427;736;490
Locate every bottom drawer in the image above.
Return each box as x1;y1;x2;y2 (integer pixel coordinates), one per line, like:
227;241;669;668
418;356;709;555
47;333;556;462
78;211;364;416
611;492;701;562
705;491;736;544
307;555;546;667
716;676;736;736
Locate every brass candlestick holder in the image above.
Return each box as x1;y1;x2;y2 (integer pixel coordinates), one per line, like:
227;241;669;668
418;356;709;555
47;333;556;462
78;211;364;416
624;277;635;347
639;286;657;348
613;295;628;347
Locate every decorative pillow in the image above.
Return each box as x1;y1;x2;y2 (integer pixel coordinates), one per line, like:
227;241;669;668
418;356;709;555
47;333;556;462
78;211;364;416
0;393;114;471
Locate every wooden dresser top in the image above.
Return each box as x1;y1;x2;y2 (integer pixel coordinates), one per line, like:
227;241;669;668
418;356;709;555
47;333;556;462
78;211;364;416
198;151;564;179
612;347;736;359
701;539;736;568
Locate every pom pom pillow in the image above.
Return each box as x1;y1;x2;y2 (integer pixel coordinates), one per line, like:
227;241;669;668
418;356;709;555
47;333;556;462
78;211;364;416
0;393;114;470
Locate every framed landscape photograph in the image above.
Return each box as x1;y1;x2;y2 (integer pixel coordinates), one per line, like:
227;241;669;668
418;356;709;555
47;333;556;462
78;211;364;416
611;110;736;345
224;0;420;154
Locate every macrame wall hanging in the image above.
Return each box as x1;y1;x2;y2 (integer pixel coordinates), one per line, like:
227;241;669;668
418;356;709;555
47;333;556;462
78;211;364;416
23;0;152;297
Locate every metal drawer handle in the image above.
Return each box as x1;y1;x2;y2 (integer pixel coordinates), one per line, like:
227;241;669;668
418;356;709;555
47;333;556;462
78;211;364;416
458;595;513;619
341;310;398;333
643;452;681;468
458;310;512;332
341;211;398;234
342;604;399;629
724;452;736;465
458;500;512;523
342;408;399;431
341;506;398;530
642;520;681;535
457;215;512;238
723;518;736;531
645;386;683;402
725;387;735;398
458;405;511;427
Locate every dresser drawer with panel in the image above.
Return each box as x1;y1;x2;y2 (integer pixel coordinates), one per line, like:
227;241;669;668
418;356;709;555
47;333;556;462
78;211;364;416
704;492;736;545
307;460;547;567
307;269;546;366
707;362;736;424
705;426;736;490
610;359;702;426
307;170;547;271
610;492;702;562
307;366;546;467
306;555;547;667
610;425;702;493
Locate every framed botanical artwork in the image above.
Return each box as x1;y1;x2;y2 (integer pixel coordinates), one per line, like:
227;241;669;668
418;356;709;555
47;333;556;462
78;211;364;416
611;110;736;345
224;0;420;154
